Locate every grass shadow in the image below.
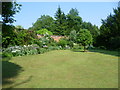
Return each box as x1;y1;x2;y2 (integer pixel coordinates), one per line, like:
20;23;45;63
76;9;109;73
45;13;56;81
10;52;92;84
89;49;119;57
2;61;23;86
71;48;119;57
3;76;33;89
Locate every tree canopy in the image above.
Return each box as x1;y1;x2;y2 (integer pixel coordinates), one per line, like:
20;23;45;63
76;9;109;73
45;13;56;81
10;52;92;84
36;29;53;35
31;15;55;32
96;7;120;50
2;2;22;24
76;29;93;51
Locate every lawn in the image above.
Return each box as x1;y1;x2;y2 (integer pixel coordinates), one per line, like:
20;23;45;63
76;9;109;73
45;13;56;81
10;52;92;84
2;50;118;88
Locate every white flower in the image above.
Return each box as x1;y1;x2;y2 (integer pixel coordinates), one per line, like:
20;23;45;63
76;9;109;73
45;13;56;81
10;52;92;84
59;46;62;48
43;45;48;47
24;45;27;47
12;50;16;53
12;50;20;53
73;43;77;45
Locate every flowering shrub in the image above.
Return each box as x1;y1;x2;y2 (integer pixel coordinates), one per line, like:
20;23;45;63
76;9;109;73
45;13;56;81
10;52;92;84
2;44;40;57
37;48;48;54
48;46;61;51
57;38;69;49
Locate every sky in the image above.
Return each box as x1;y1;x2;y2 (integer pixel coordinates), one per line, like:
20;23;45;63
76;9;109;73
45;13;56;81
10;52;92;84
13;2;118;29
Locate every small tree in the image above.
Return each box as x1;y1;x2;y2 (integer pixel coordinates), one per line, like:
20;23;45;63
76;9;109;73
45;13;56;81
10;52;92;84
76;29;93;52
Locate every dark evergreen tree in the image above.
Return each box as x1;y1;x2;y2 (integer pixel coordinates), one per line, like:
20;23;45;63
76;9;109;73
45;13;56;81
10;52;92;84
66;8;82;34
54;6;67;35
96;7;120;50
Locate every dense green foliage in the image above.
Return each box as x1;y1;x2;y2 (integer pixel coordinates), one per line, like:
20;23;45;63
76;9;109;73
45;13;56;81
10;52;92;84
2;25;37;48
76;29;93;51
96;7;120;50
66;8;82;33
81;22;100;45
57;38;69;48
30;15;55;32
54;6;67;35
30;7;98;37
2;2;22;48
69;30;77;43
36;29;53;35
2;2;21;24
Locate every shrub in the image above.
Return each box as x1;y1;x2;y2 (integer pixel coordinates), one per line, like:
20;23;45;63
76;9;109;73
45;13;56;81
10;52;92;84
67;41;74;47
2;44;40;57
2;52;13;61
57;38;69;48
72;44;83;50
48;46;60;51
37;48;48;54
37;34;54;47
76;29;93;52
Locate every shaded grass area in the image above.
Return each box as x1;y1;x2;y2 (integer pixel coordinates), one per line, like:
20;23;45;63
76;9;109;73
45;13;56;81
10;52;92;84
2;61;23;85
89;49;120;57
2;50;118;88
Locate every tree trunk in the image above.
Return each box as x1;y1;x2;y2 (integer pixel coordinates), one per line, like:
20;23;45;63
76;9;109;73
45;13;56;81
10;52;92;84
84;45;86;52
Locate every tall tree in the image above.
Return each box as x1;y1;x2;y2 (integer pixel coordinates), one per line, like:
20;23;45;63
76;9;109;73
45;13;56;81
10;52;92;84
2;2;22;48
2;2;21;24
54;6;67;35
96;7;120;49
31;15;55;32
66;8;82;34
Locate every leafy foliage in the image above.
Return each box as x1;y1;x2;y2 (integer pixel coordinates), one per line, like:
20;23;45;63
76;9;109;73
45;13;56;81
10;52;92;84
81;22;100;45
2;44;39;57
2;2;22;24
36;29;53;35
54;6;67;35
96;7;120;50
57;38;69;48
69;30;77;43
2;2;22;48
31;15;55;32
76;29;93;51
66;8;82;34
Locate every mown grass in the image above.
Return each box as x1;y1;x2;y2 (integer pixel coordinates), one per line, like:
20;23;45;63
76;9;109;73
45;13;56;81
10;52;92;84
2;50;118;88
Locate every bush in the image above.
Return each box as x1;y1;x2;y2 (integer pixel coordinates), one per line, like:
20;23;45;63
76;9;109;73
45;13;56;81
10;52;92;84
2;44;40;57
48;46;60;51
37;48;48;54
36;34;55;47
2;52;13;61
57;38;69;48
49;41;57;47
72;44;83;50
67;41;74;47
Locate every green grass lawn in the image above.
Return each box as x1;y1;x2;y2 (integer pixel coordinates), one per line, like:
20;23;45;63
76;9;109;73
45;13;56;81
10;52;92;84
2;50;118;88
